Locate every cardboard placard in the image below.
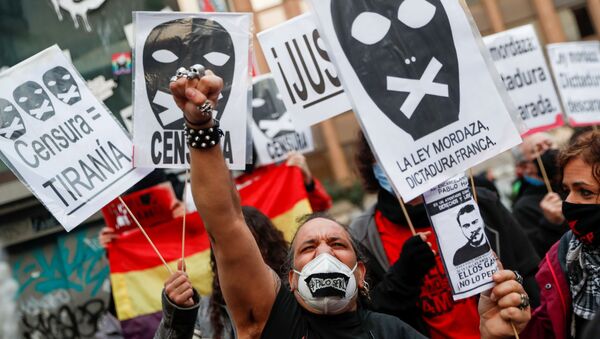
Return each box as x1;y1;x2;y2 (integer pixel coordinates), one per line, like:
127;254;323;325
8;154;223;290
483;24;564;135
0;45;151;231
251;74;314;165
257;13;352;127
133;12;251;170
547;41;600;126
423;174;497;300
309;0;522;201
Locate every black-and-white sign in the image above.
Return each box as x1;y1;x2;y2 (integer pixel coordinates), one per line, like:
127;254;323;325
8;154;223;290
547;41;600;127
257;13;352;127
0;45;151;231
133;12;251;170
484;24;564;135
423;174;497;300
251;74;314;165
309;0;522;200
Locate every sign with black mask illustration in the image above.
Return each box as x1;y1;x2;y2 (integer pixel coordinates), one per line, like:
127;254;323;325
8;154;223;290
331;0;459;140
133;12;251;170
0;45;151;232
310;0;522;201
43;66;82;106
0;99;26;140
250;74;313;165
13;81;55;121
143;17;235;129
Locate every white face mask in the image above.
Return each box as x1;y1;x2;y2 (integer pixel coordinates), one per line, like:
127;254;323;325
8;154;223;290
293;253;358;314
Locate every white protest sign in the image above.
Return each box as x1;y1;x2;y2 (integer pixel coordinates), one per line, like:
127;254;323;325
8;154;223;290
0;45;151;231
133;12;251;170
309;0;522;201
423;174;497;300
257;13;352;127
547;41;600;126
483;24;564;135
251;74;314;165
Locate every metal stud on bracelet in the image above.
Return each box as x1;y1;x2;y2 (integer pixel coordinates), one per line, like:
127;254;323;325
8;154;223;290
183;119;223;150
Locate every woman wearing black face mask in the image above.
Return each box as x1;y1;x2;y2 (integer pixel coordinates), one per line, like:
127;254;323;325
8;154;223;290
521;131;600;339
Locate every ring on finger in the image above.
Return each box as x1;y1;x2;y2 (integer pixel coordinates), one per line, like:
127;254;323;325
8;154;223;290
197;101;213;115
513;270;523;285
518;293;530;310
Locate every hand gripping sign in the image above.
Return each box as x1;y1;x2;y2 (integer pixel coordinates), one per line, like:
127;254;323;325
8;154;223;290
309;0;522;200
547;41;600;127
257;13;352;127
133;12;251;170
483;24;564;135
251;74;314;165
423;174;498;300
0;45;151;231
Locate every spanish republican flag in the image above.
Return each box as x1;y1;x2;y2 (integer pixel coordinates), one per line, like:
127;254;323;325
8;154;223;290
109;165;312;338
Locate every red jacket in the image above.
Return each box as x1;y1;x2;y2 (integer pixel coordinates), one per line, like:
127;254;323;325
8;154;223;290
522;232;572;339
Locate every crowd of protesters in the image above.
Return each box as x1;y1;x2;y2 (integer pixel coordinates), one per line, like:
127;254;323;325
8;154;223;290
80;70;600;339
4;70;599;338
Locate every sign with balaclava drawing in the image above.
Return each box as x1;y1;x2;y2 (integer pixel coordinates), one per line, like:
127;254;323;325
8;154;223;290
133;12;251;170
257;13;352;127
547;41;600;127
309;0;522;200
251;74;314;165
0;45;151;231
483;24;564;135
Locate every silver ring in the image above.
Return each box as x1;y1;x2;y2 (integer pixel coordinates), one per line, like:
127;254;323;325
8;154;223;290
514;271;523;286
176;67;188;78
518;293;530;310
188;64;206;79
169;76;178;83
197;101;213;115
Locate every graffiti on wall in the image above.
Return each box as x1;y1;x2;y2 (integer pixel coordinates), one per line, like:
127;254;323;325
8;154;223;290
49;0;108;32
10;225;111;338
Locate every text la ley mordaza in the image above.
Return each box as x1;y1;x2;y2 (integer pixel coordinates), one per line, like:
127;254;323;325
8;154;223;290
13;113;132;209
397;120;496;189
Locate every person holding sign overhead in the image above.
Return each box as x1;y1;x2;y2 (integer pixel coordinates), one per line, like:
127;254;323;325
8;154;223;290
170;68;530;338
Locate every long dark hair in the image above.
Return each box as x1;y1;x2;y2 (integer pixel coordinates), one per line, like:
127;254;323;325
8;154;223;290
209;206;289;338
355;131;379;193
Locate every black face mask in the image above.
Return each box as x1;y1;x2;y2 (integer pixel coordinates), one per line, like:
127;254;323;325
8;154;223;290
563;201;600;246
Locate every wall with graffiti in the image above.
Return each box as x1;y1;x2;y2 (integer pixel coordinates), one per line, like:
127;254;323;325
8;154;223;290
9;223;111;339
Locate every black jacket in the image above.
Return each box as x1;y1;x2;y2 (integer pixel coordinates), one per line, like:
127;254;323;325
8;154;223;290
349;188;541;337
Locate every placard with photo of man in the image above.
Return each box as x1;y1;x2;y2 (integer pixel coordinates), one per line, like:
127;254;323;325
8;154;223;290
423;174;498;300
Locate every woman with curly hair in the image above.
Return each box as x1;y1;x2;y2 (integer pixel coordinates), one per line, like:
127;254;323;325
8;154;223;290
521;130;600;339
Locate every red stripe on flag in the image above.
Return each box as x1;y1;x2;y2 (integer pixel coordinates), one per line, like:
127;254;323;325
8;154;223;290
108;212;210;273
237;164;309;218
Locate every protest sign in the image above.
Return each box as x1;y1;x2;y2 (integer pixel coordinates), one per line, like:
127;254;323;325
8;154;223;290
483;24;564;135
423;174;497;300
101;182;178;233
251;74;314;165
0;45;151;231
257;13;352;127
309;0;522;201
547;41;600;126
133;12;251;170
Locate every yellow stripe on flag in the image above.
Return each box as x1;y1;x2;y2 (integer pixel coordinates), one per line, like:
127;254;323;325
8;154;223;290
270;198;312;241
111;249;213;320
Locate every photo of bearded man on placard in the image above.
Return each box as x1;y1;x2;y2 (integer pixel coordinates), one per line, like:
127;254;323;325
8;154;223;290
453;203;491;266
